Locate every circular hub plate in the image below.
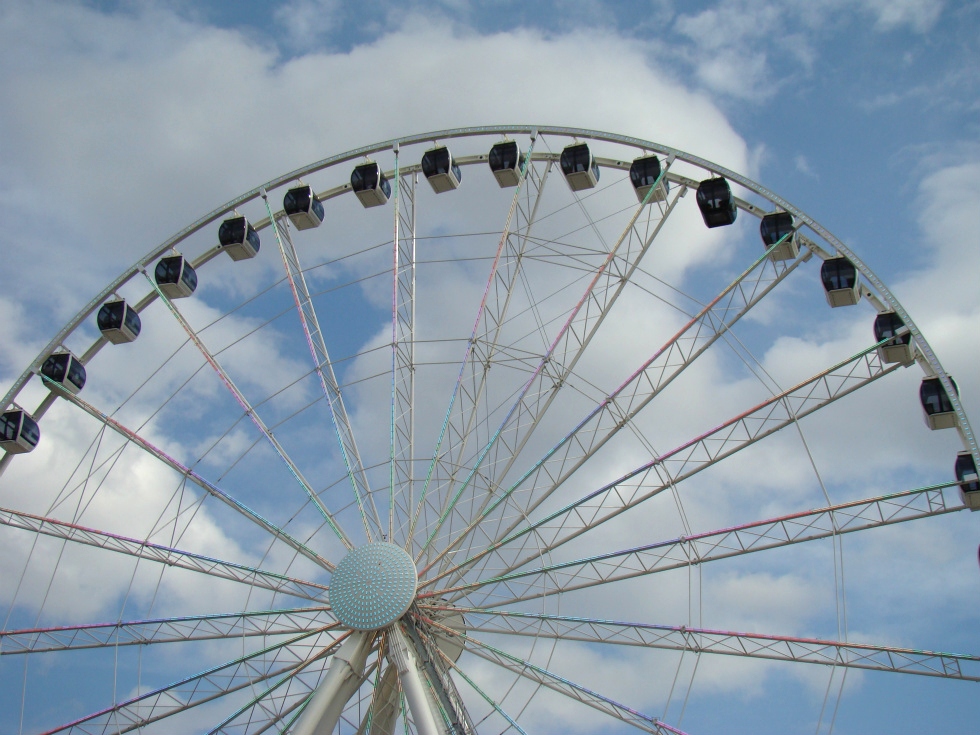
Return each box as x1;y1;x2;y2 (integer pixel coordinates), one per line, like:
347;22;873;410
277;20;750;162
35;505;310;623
330;542;418;630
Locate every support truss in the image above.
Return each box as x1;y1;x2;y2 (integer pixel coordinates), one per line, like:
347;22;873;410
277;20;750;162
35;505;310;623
420;608;980;682
55;386;334;571
264;193;378;543
430;341;902;592
411;144;550;552
206;647;335;735
145;269;354;549
0;506;328;603
45;629;343;735
444;629;688;735
427;235;809;587
391;158;417;543
432;482;963;605
420;171;684;573
0;607;331;655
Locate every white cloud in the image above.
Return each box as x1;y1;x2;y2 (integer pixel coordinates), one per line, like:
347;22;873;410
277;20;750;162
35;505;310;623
274;0;344;50
0;2;975;733
860;0;944;31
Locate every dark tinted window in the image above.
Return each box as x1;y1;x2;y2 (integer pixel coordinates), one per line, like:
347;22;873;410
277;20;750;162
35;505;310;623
352;164;379;191
490;142;520;172
246;224;260;252
98;301;125;331
124;305;142;336
41;354;69;383
561;144;592;174
956;453;979;492
155;256;183;285
920;377;957;414
422;148;453;177
181;262;198;292
219;217;247;246
760;212;794;246
873;311;909;344
0;412;19;441
630;156;662;188
67;358;87;390
19;415;40;447
821;258;857;291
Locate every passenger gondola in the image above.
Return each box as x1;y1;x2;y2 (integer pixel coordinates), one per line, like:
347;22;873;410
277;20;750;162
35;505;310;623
154;254;198;299
40;351;86;395
488;141;523;187
696;177;737;228
421;146;461;193
629;155;668;203
873;311;914;365
760;211;799;261
560;143;600;192
920;376;958;430
0;408;40;454
284;185;325;228
218;215;261;260
97;299;141;344
350;163;391;208
820;256;860;307
955;452;980;508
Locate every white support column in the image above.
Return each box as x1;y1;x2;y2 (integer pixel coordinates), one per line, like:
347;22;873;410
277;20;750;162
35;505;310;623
293;631;374;735
387;625;442;735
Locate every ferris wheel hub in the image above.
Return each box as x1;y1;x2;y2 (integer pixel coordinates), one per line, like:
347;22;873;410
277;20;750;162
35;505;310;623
330;542;418;630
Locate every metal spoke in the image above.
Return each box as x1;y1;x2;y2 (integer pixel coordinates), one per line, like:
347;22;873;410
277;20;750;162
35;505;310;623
42;628;341;734
427;340;902;593
421;608;980;682
428;233;809;587
0;506;329;602
144;270;354;549
419;165;682;571
391;151;417;544
410;139;550;551
445;628;689;735
53;385;335;571
263;191;381;543
432;647;528;735
211;647;374;735
355;662;400;735
428;482;964;605
0;607;331;655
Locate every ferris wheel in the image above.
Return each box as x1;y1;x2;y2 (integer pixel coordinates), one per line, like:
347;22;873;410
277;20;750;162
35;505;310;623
1;126;978;734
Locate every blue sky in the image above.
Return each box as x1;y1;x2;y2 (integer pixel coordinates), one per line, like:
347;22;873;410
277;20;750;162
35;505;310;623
0;1;979;734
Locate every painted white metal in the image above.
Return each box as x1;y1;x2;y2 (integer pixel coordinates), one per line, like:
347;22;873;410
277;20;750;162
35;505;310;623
387;625;443;735
292;631;373;735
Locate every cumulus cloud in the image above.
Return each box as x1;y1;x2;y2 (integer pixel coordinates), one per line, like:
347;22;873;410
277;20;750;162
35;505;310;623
0;1;976;734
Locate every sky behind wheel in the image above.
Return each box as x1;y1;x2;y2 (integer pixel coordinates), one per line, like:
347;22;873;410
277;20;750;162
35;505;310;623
0;1;978;734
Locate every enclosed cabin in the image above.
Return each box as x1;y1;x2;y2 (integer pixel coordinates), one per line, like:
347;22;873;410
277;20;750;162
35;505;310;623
488;141;523;188
218;215;260;261
97;299;141;344
873;311;914;365
760;211;799;261
155;255;198;299
350;163;391;208
421;146;461;193
560;143;600;192
820;257;860;307
40;351;86;395
283;185;325;228
920;376;958;431
696;177;737;228
629;155;669;203
955;452;980;509
0;408;40;455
